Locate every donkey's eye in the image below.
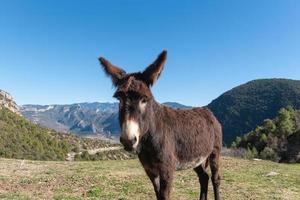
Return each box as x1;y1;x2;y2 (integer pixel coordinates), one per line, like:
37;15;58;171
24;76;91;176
140;97;148;104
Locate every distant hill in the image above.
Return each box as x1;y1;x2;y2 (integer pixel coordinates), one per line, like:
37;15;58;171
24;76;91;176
163;102;192;109
0;107;73;160
208;79;300;144
21;102;191;138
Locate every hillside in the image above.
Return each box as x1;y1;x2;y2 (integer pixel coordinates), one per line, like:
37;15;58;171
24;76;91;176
232;107;300;163
0;107;72;160
21;102;191;138
0;157;299;199
208;78;300;144
0;107;132;161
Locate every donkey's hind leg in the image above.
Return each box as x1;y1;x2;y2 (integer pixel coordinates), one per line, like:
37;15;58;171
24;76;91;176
194;164;209;200
209;151;221;200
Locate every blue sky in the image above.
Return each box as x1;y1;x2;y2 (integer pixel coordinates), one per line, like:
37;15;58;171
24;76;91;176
0;0;299;106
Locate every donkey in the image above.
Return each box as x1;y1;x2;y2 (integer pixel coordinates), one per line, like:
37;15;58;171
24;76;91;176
99;50;222;200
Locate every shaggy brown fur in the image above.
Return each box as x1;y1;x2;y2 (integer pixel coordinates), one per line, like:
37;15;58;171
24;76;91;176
99;50;222;200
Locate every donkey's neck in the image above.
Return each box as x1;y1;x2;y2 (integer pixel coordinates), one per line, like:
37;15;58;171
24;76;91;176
148;100;174;134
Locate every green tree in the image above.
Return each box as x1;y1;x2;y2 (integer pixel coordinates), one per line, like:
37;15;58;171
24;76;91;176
260;133;268;143
277;108;295;136
260;147;278;161
262;119;276;133
252;147;258;158
245;147;255;159
235;136;242;146
231;141;237;148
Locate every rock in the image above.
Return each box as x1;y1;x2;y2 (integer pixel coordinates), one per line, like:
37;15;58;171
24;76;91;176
265;171;279;176
0;89;21;115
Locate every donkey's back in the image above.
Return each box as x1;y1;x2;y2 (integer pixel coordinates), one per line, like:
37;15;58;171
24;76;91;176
160;106;222;170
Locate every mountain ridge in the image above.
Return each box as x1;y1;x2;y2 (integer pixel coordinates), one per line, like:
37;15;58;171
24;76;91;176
21;101;191;138
208;78;300;144
10;78;300;144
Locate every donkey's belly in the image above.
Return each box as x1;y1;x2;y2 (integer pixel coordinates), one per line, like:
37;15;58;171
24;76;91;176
175;156;207;171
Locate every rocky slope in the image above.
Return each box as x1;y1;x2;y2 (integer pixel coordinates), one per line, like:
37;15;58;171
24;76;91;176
0;89;20;115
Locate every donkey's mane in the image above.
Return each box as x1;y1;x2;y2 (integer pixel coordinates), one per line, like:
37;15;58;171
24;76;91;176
115;73;153;98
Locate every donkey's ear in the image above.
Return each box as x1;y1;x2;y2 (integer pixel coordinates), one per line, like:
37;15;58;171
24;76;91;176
99;57;126;86
142;50;167;86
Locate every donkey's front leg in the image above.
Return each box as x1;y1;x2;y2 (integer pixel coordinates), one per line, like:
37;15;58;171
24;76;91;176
145;169;160;199
158;169;174;200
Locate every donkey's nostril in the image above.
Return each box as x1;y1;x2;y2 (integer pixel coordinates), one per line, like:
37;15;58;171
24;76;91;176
120;136;136;146
130;137;137;146
131;137;137;145
120;136;137;151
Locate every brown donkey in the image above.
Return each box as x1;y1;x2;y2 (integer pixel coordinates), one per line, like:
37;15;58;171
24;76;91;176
99;51;222;200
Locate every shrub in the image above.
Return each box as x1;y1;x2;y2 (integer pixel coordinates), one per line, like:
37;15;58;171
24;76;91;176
260;147;278;161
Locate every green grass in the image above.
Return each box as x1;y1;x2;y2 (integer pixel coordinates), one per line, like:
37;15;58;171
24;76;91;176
0;157;299;199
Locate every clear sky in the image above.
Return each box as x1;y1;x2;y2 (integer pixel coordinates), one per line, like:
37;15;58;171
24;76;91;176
0;0;299;106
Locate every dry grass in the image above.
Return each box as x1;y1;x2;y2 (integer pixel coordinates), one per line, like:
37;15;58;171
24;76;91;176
0;156;299;200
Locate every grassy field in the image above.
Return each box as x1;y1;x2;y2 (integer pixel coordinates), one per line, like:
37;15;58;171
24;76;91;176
0;157;299;200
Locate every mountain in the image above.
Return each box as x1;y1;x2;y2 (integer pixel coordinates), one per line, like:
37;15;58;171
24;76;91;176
207;79;300;144
21;102;120;137
163;102;192;109
0;89;20;115
14;78;300;146
21;102;191;138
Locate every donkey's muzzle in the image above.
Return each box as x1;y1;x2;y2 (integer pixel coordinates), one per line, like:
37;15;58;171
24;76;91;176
120;136;137;151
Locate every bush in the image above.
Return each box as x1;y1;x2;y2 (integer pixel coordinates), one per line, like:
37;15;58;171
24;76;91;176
231;141;237;148
80;151;90;161
235;137;242;146
260;147;278;161
72;146;80;153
